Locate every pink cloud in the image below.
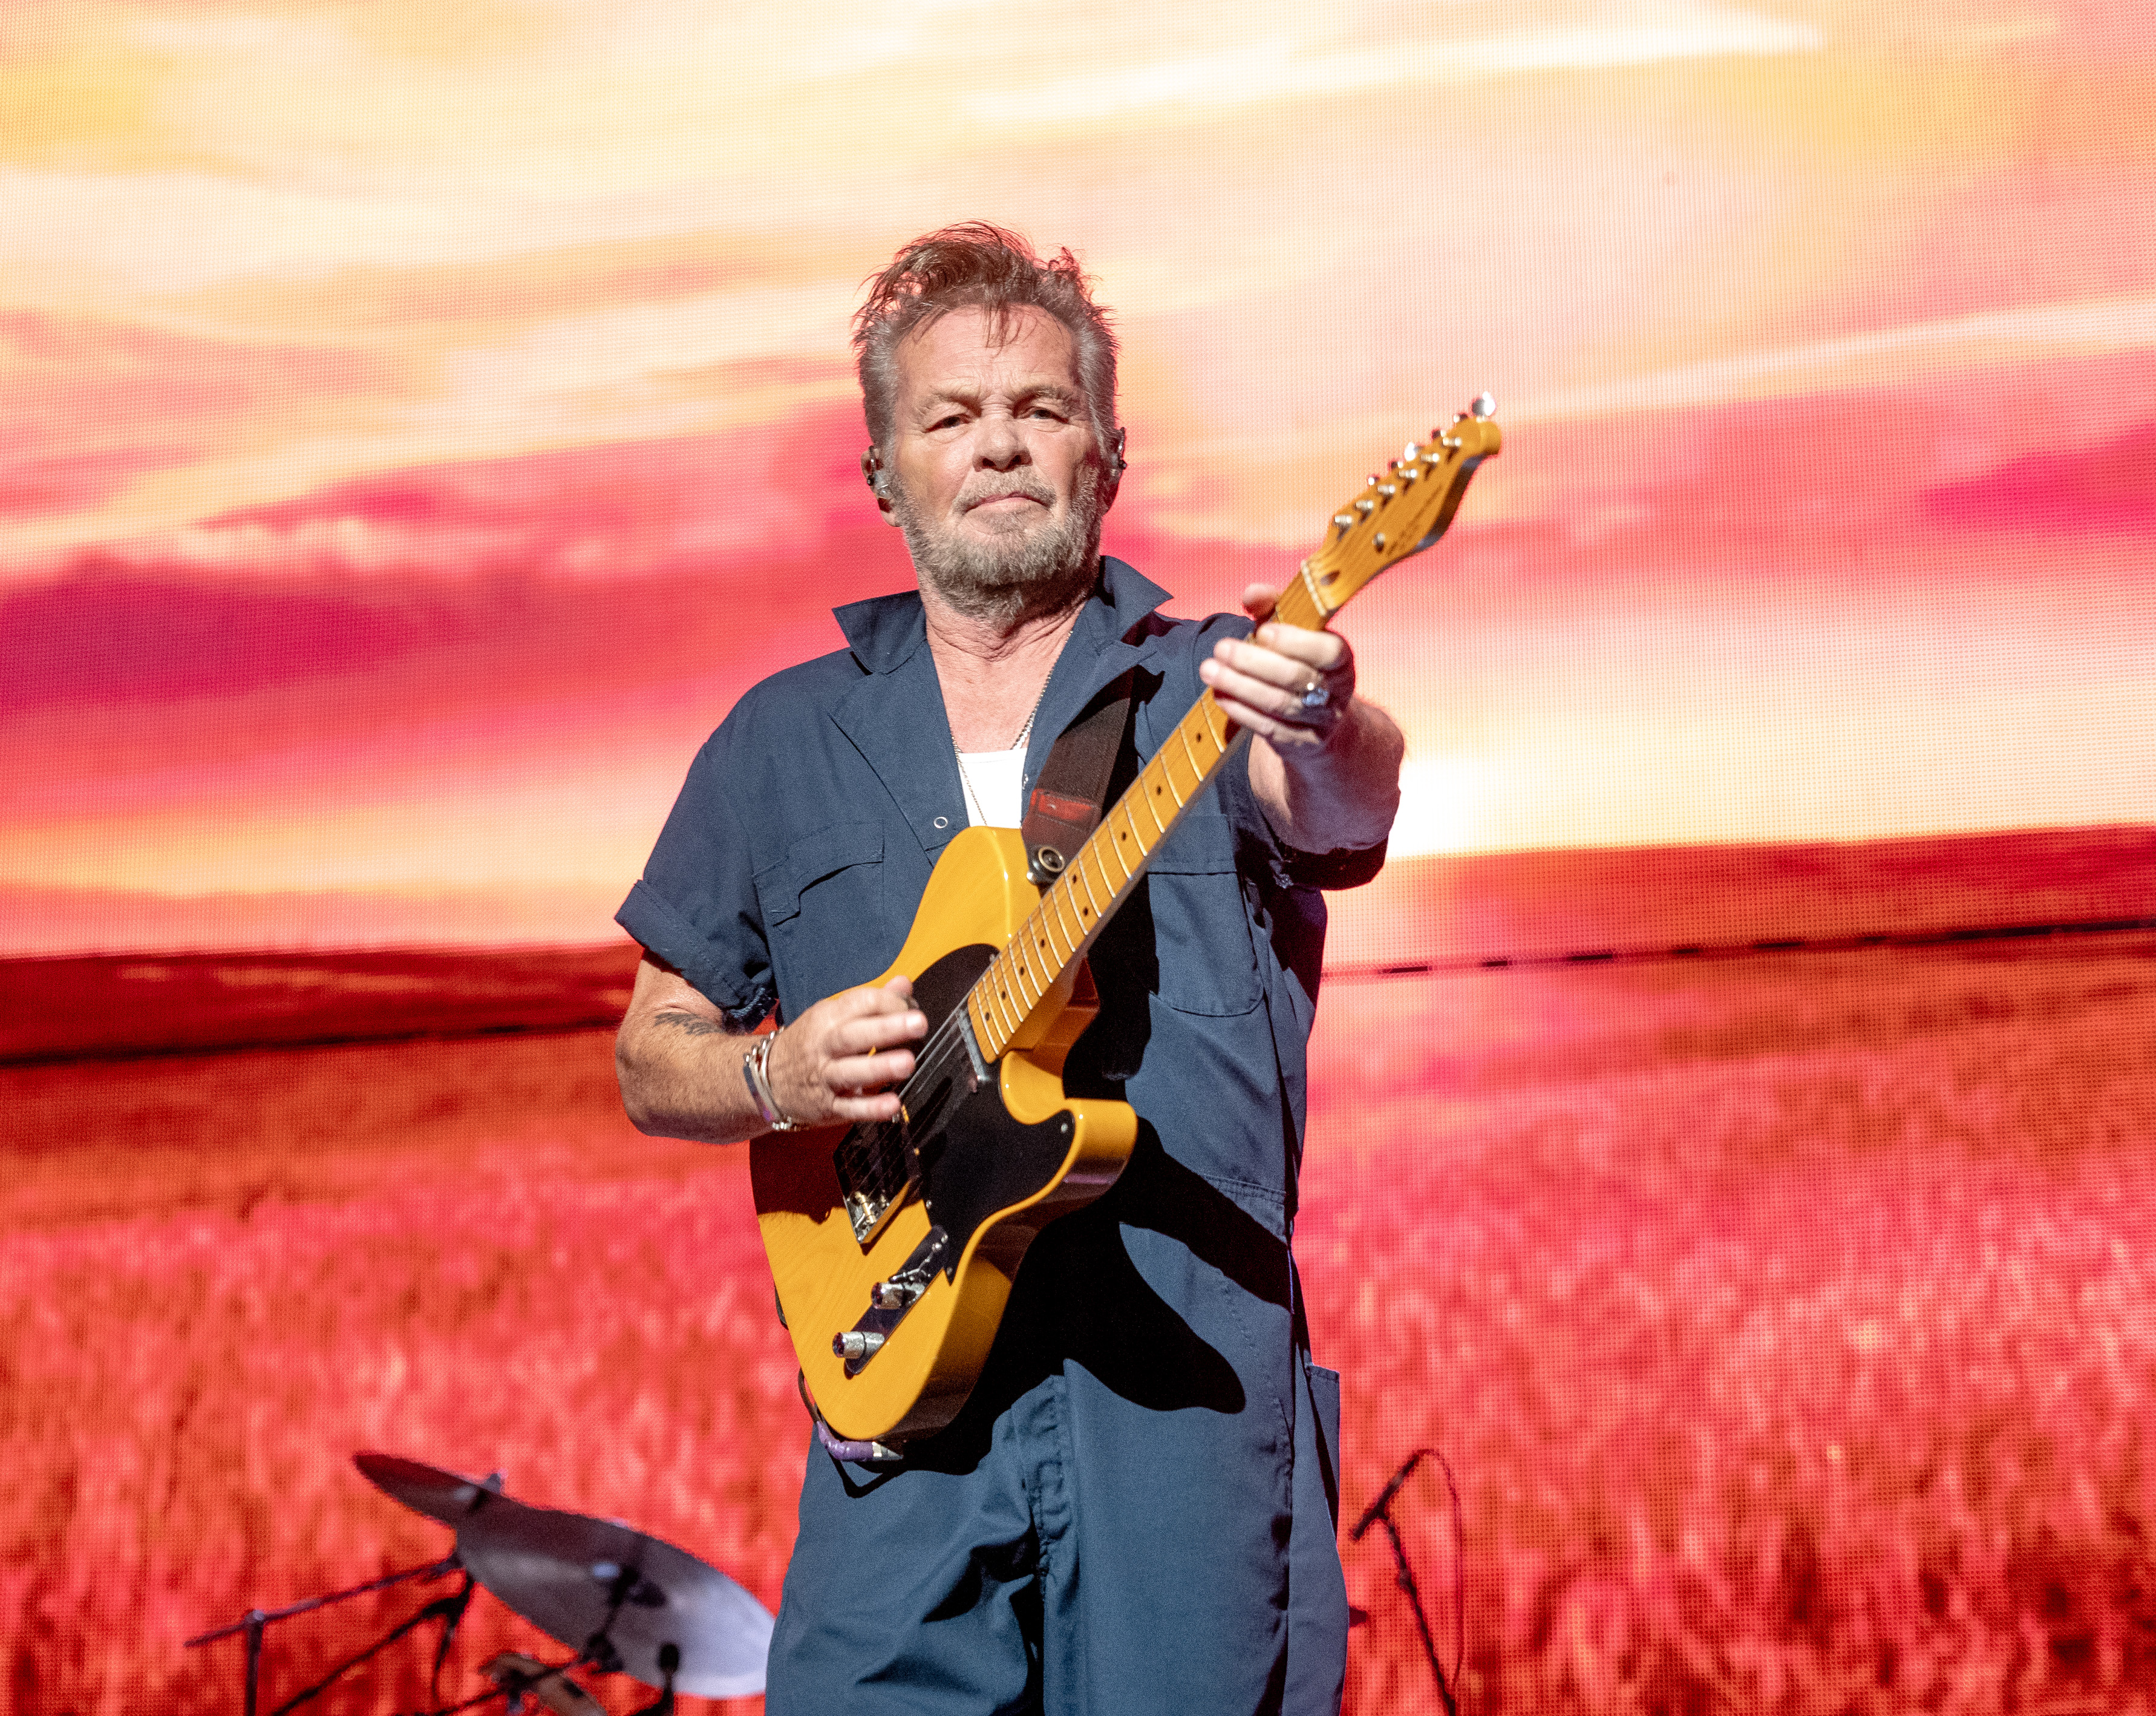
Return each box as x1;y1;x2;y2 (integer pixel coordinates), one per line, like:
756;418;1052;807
0;440;183;519
1924;419;2156;534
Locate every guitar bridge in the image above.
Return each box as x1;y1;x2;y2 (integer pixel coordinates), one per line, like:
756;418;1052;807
842;1182;901;1246
837;1117;914;1245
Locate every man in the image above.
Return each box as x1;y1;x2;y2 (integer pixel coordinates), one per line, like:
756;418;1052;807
615;223;1403;1714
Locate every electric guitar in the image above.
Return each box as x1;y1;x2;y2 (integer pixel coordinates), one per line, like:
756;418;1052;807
751;399;1503;1447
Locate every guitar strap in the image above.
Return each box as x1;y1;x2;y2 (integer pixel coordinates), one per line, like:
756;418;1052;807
1021;669;1135;887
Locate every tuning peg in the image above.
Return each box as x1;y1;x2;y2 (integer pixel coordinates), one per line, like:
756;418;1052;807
1470;392;1497;419
1403;442;1422;462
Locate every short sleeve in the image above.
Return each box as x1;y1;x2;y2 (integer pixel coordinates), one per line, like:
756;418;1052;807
615;731;777;1030
1281;837;1388;891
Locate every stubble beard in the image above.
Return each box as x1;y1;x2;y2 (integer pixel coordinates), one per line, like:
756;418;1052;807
894;471;1106;629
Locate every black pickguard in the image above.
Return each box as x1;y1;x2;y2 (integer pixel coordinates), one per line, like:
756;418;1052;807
894;943;1078;1278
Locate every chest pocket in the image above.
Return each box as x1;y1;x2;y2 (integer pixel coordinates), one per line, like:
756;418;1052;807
754;819;887;1009
1134;808;1263;1018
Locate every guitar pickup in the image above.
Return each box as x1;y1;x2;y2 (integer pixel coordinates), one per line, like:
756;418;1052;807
840;1033;979;1246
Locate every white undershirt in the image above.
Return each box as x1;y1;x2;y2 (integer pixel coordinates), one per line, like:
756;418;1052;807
955;745;1027;829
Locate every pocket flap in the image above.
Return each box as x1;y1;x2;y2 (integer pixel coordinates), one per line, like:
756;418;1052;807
754;820;884;925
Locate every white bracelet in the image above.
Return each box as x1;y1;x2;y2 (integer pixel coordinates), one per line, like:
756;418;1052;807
742;1028;808;1132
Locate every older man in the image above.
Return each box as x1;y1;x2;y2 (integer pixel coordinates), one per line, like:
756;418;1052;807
615;224;1401;1714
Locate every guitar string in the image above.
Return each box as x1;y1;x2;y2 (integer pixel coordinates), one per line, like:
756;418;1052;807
857;673;1061;1187
842;683;1247;1199
843;798;1120;1205
845;716;1247;1206
847;693;1230;1198
839;1007;972;1196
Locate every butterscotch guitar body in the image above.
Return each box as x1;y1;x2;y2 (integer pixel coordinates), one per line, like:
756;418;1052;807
750;826;1138;1446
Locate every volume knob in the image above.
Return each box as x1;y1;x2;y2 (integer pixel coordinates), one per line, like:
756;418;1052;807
833;1330;886;1361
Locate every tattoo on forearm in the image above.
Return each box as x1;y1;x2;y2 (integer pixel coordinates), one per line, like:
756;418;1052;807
655;1009;732;1038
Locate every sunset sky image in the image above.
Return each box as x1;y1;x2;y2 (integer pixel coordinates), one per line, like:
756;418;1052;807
4;0;2154;952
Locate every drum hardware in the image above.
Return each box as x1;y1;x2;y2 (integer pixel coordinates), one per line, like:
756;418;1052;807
187;1452;771;1713
262;1567;477;1715
451;1482;771;1700
479;1652;606;1716
422;1651;599;1716
183;1554;462;1716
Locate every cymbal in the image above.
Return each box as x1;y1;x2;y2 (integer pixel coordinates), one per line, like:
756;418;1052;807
353;1452;508;1526
457;1504;771;1699
481;1652;607;1716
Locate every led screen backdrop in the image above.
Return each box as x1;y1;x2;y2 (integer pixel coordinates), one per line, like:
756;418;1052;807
3;3;2154;1712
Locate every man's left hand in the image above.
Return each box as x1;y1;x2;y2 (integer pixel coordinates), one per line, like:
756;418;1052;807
1197;585;1354;754
1198;582;1404;854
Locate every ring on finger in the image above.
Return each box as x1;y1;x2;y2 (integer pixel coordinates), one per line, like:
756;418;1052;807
1296;670;1332;712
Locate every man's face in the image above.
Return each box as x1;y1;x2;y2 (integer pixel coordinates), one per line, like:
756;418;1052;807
883;303;1114;623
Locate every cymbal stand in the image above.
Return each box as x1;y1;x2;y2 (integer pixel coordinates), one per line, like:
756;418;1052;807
627;1642;681;1716
186;1557;459;1716
569;1565;681;1712
577;1560;652;1677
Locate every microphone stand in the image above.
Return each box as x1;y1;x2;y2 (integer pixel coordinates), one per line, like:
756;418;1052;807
186;1557;459;1716
1350;1447;1464;1716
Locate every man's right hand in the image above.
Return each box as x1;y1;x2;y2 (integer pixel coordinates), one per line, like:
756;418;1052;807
615;952;927;1143
765;975;926;1128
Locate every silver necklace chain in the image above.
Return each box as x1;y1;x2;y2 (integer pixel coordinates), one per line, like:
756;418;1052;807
955;753;993;826
953;676;1051;827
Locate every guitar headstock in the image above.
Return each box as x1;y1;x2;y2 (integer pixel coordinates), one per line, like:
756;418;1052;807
1296;395;1501;618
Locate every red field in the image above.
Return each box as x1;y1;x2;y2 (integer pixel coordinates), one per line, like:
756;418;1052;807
1308;935;2156;1712
4;858;2154;1711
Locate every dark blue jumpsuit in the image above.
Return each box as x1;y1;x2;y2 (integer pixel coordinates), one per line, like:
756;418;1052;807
619;559;1365;1714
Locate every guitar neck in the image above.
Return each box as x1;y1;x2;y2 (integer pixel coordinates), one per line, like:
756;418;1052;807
963;574;1334;1063
959;398;1502;1061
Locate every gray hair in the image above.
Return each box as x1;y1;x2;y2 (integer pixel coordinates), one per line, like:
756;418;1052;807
854;222;1120;459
